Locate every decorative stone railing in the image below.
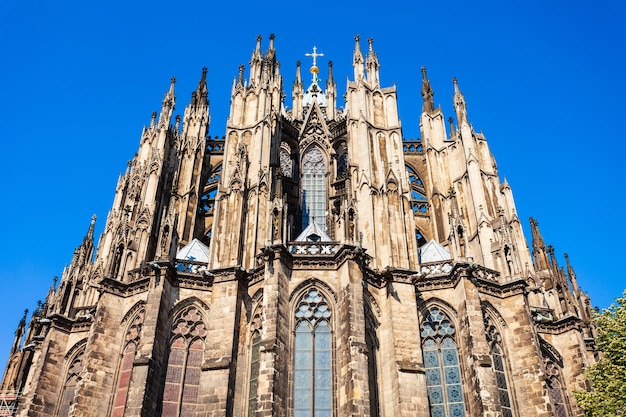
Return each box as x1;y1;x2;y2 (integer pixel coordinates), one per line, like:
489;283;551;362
411;200;428;215
471;266;499;283
419;260;453;276
175;259;209;274
403;138;423;154
288;242;341;256
206;136;225;154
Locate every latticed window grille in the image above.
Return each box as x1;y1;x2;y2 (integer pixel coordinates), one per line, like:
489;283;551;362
301;147;327;232
365;304;381;417
545;361;571;417
483;314;514;417
293;289;332;417
420;307;466;417
162;306;207;417
58;349;84;417
280;148;293;178
248;331;261;416
112;309;145;417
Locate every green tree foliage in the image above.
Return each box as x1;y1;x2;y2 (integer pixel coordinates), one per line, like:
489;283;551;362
574;291;626;416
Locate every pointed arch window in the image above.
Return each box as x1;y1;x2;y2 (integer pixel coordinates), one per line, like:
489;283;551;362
293;289;332;417
162;306;207;417
280;148;293;178
199;164;221;216
112;309;145;417
57;349;85;417
406;165;428;215
301;147;327;232
247;331;261;416
334;142;348;179
545;360;571;417
483;314;514;417
365;302;381;417
420;307;466;417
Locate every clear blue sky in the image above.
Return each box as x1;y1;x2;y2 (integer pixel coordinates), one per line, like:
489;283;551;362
1;0;624;366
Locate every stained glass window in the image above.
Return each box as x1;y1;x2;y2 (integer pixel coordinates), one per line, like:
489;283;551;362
301;147;327;232
545;361;571;417
58;349;84;417
337;152;348;178
162;306;207;417
112;309;145;417
420;307;466;417
365;311;381;417
483;313;514;417
248;331;260;416
294;289;332;417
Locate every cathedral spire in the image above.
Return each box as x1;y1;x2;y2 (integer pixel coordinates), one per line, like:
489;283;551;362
250;35;263;85
237;64;245;87
292;60;304;119
547;245;560;274
68;215;96;273
327;60;334;86
189;67;209;110
9;309;28;354
421;67;435;113
295;60;302;85
86;214;96;241
326;61;337;119
198;67;208;97
353;34;365;80
149;111;157;129
158;77;176;128
365;37;380;87
452;77;467;124
530;217;550;271
265;33;277;70
564;253;580;293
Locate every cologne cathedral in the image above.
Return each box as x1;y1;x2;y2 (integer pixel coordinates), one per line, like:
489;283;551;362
1;35;596;417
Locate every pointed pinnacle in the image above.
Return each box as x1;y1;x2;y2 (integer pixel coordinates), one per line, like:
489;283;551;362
87;214;96;239
295;60;302;83
237;64;245;86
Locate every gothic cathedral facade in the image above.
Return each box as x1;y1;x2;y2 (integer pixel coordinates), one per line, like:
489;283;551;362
1;35;596;417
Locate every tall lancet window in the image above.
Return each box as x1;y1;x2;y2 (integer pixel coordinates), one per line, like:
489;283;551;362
162;306;207;417
301;147;327;232
247;331;261;416
57;347;85;417
483;314;514;417
420;307;466;417
112;309;145;417
293;288;332;417
545;360;571;417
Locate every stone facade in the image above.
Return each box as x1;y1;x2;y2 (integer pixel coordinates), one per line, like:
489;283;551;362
1;35;596;417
